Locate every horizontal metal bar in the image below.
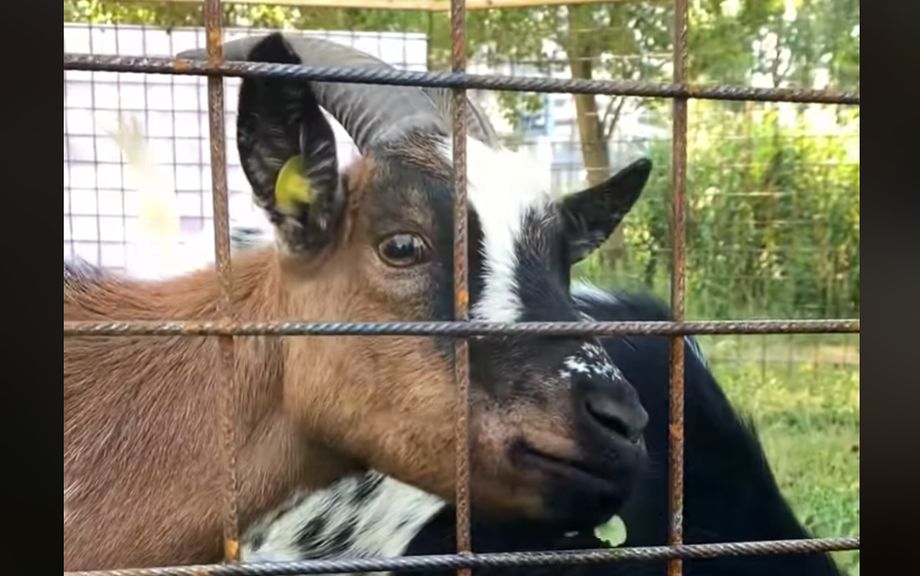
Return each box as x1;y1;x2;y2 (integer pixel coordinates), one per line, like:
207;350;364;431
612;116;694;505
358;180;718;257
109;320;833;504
63;54;860;104
63;319;859;337
63;537;859;576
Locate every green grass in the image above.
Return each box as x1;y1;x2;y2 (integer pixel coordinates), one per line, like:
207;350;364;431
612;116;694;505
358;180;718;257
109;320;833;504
702;337;860;576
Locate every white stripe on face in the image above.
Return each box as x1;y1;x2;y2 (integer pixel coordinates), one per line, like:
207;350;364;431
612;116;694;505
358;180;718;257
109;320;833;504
439;137;555;323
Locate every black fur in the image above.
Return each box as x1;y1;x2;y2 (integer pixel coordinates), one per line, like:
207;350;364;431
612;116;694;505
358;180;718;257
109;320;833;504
236;33;351;255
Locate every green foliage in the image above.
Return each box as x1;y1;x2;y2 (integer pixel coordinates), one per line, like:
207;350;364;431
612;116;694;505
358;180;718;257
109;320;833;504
574;101;859;321
64;0;431;35
689;0;859;91
64;0;200;28
460;3;672;130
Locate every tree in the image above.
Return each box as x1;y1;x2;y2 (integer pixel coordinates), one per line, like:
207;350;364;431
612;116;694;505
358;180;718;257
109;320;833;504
64;0;432;40
459;0;858;267
459;3;672;266
65;0;858;281
688;0;859;92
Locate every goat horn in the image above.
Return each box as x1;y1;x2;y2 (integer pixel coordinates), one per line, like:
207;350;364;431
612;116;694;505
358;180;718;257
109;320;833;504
421;86;501;148
177;34;500;149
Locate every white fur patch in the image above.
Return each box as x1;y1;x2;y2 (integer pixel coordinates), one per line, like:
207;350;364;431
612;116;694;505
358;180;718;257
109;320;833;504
439;137;555;323
559;342;622;381
242;473;445;575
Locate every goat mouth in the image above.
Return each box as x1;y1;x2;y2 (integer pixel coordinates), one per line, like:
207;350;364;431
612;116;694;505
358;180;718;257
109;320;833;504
515;442;619;494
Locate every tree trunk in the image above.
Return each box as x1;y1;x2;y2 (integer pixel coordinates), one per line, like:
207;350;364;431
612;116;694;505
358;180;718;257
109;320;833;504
566;9;625;266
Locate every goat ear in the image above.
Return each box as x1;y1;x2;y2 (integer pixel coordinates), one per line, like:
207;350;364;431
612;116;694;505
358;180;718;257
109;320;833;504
237;33;344;255
560;158;652;265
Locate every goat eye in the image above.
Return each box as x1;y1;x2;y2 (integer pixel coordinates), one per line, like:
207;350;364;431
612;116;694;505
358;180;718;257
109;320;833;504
378;233;430;267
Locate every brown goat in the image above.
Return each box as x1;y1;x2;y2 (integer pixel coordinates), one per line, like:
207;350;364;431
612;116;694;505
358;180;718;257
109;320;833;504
64;33;654;570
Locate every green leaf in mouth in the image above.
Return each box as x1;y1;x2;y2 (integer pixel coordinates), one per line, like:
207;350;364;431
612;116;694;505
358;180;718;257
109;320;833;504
595;514;628;547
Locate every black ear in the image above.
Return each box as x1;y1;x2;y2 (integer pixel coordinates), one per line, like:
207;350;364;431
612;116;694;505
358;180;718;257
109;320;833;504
236;32;344;255
561;157;652;265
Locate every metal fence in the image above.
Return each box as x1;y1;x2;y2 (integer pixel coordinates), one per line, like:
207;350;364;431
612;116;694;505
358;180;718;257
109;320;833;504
62;0;860;575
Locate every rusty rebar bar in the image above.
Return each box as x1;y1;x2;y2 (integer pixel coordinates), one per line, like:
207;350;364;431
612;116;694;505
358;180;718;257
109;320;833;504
668;2;690;576
62;537;859;576
62;318;860;337
62;54;860;104
449;1;472;575
203;0;240;563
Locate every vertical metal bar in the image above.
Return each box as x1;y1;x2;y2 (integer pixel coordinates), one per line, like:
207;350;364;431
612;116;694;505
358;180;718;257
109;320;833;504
450;1;472;575
668;1;689;576
119;29;130;262
87;26;103;269
64;69;74;262
204;0;240;563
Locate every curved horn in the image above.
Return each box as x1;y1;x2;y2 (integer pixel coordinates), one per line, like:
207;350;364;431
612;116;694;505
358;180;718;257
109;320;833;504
420;87;501;147
179;34;444;152
178;34;500;148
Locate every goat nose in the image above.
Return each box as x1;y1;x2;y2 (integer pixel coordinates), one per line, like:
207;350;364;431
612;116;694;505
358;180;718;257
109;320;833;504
582;381;648;443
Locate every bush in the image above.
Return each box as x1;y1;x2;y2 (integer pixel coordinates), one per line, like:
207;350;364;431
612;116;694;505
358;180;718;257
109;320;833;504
574;103;859;322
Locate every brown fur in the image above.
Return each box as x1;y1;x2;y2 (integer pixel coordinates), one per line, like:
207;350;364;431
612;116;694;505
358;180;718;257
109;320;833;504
65;248;354;569
384;136;454;181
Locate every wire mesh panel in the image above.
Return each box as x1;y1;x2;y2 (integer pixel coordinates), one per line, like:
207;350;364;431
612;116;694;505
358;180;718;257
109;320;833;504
64;21;428;277
63;1;859;575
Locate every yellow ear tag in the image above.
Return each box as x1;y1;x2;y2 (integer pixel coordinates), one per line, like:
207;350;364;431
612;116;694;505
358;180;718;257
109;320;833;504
274;156;313;215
